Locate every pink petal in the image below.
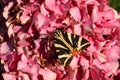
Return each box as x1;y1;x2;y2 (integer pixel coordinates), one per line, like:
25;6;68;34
45;0;56;9
39;25;54;34
95;51;107;63
93;59;119;76
100;9;115;21
45;0;63;15
2;73;17;80
30;64;40;75
53;6;63;16
3;2;14;19
17;32;30;40
40;3;49;16
107;45;120;62
80;56;89;68
17;54;28;70
36;14;50;28
20;3;39;24
20;12;30;24
39;68;57;80
74;24;82;35
31;75;40;80
30;0;35;3
73;68;83;80
21;54;28;62
85;0;99;5
72;69;78;80
94;27;112;36
94;40;106;50
13;26;22;33
92;6;99;22
70;56;79;69
17;40;30;47
104;62;119;76
34;40;41;52
90;66;102;80
18;72;31;80
19;66;31;73
8;25;14;37
70;7;81;22
60;0;69;4
0;42;12;54
84;69;89;80
17;61;28;70
21;3;38;14
102;20;120;28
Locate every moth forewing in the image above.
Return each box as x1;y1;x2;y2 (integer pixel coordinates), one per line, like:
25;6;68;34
54;30;74;51
54;43;68;50
54;30;90;67
77;38;90;51
58;53;73;67
76;37;82;51
67;32;73;45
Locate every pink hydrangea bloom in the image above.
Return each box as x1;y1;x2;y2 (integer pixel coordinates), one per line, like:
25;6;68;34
39;68;57;80
2;72;17;80
70;7;81;22
1;0;120;80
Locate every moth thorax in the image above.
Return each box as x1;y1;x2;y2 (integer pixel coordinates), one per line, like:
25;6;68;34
72;49;79;56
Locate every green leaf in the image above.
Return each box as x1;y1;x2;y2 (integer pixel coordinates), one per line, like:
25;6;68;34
109;0;120;12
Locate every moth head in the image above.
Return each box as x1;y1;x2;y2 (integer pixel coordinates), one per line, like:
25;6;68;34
71;49;79;56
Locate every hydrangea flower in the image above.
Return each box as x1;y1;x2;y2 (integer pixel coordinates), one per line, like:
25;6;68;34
0;0;120;80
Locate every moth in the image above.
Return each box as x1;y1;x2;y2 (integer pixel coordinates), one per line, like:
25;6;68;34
54;30;90;67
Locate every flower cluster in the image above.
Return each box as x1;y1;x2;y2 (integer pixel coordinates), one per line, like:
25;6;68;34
0;0;120;80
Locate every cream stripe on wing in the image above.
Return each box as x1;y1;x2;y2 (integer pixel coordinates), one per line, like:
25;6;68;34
81;42;90;48
58;53;72;58
58;53;72;66
54;43;68;50
76;37;82;51
78;42;90;50
54;31;73;51
67;33;73;45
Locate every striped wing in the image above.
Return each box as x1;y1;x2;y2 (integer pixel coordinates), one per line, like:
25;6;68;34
58;53;73;67
54;30;90;67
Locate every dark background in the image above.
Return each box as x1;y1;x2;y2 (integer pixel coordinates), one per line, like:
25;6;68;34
109;0;120;12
